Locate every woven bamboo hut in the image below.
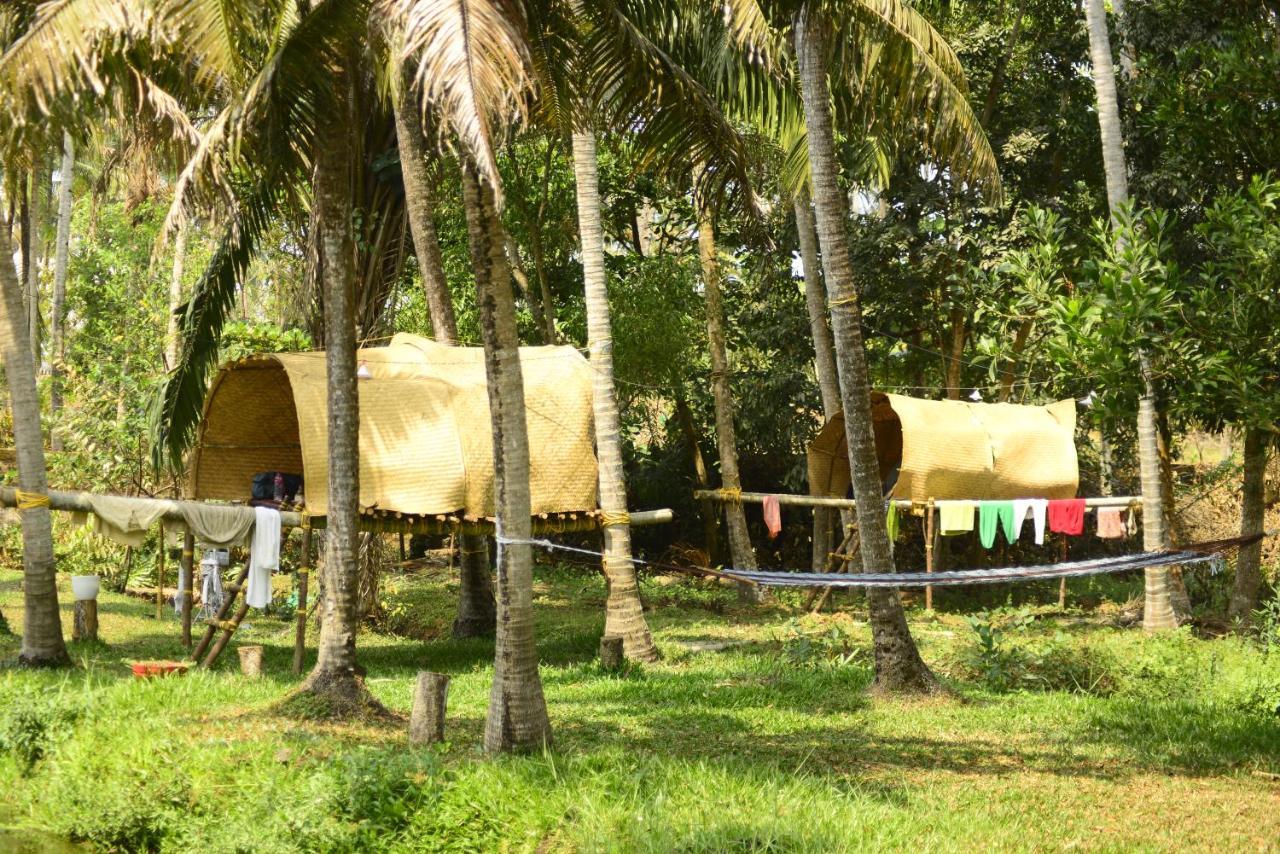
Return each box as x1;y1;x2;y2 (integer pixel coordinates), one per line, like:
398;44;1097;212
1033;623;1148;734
808;392;1079;502
188;333;598;517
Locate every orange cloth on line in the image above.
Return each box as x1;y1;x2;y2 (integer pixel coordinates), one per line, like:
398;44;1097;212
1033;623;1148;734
1048;498;1085;536
1096;507;1126;539
762;495;782;540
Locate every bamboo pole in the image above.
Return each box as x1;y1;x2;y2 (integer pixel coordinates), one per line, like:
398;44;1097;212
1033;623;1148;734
0;486;673;535
191;560;250;663
155;523;165;620
292;523;312;675
180;531;194;647
204;598;249;669
694;489;1141;512
925;501;936;611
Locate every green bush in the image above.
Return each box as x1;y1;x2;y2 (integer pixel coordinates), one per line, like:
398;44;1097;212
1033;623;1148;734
0;695;80;775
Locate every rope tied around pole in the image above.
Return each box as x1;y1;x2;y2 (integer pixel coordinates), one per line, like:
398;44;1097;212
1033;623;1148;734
717;487;743;503
14;490;50;509
827;295;859;309
599;511;630;528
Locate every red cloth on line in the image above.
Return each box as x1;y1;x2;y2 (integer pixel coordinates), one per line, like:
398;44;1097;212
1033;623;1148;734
762;495;782;539
1048;498;1085;536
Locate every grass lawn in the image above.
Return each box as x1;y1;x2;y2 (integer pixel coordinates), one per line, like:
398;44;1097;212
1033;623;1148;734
1;563;1278;852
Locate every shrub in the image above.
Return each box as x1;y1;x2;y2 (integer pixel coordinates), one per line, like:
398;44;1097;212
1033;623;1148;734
0;696;79;775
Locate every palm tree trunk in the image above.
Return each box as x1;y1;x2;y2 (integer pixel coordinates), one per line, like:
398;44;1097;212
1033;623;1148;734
453;534;496;637
301;70;375;708
392;72;496;635
571;132;658;661
795;190;844;571
164;220;187;372
696;199;759;603
796;10;936;693
392;68;459;346
1084;0;1178;631
462;165;551;753
0;225;68;667
50;133;73;452
1228;427;1268;626
1137;354;1177;630
26;165;43;367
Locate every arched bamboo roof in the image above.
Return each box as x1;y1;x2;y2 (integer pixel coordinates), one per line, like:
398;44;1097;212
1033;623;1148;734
808;392;1079;502
189;333;598;517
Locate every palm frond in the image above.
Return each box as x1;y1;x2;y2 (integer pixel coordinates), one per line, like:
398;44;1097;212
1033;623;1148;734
161;0;247;86
149;178;278;472
381;0;534;204
0;0;156;115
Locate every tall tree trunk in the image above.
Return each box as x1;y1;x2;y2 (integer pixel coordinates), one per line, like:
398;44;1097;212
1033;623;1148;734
795;190;843;571
164;220;187;371
796;11;936;693
50;133;73;452
1137;355;1177;630
462;165;551;753
0;226;68;667
696;198;759;602
674;392;722;565
393;71;496;636
301;69;375;709
944;307;967;400
1229;427;1268;626
392;69;459;346
571;132;658;660
1084;0;1178;631
505;237;550;343
26;166;43;367
996;318;1033;403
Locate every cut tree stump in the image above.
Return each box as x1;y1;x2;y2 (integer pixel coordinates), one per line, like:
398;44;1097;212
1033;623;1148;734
73;600;98;642
599;635;624;671
409;671;450;745
237;645;264;678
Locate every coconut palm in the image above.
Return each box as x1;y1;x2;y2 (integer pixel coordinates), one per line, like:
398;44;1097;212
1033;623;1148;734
720;0;1000;691
1081;0;1177;631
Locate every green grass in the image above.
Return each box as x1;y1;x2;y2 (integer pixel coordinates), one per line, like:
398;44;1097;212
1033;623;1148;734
1;564;1278;852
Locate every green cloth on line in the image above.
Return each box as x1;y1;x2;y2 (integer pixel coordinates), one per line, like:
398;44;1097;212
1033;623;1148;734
886;501;900;542
180;503;255;548
84;495;169;548
979;501;1016;549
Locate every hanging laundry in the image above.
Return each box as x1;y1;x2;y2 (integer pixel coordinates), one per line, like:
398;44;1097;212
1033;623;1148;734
937;500;976;535
976;501;1014;548
1011;498;1048;545
180;503;255;549
245;506;282;609
762;495;782;540
77;495;169;548
886;501;900;542
1048;498;1086;536
1096;507;1126;539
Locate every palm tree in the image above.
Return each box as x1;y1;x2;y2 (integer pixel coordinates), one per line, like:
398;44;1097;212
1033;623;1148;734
696;194;760;593
571;130;659;658
723;0;999;691
0;222;69;667
1081;0;1177;631
50;132;73;450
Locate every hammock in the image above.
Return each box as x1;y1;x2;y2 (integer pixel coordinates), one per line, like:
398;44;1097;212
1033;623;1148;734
717;533;1264;589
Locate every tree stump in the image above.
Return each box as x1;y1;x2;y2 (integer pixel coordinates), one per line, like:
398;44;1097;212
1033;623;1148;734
409;671;450;745
73;600;98;642
237;645;264;678
599;635;624;671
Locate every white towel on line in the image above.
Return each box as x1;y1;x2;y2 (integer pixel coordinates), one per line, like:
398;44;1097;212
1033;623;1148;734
245;506;282;609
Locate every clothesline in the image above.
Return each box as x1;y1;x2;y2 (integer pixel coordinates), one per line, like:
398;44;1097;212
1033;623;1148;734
497;532;1270;590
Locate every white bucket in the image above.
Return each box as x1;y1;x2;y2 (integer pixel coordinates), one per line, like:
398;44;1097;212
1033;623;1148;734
70;574;100;602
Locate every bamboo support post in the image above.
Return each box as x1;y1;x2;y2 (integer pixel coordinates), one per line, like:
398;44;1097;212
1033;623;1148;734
408;671;450;744
73;599;98;642
155;524;165;620
180;531;194;647
203;599;249;669
925;501;936;611
293;524;312;676
599;635;625;671
238;645;264;678
192;559;251;663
